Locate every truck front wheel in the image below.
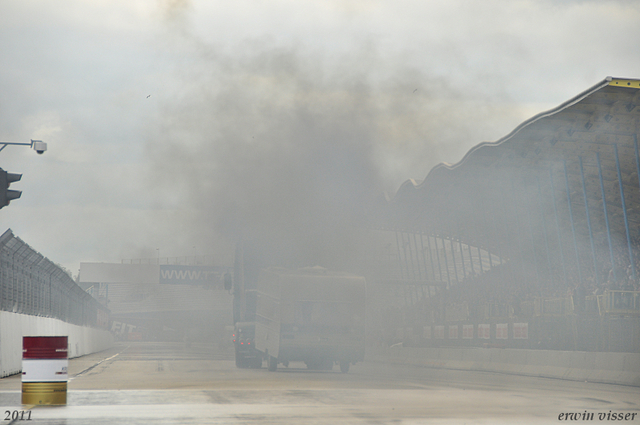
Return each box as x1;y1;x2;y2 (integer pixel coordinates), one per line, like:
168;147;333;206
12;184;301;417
268;356;277;372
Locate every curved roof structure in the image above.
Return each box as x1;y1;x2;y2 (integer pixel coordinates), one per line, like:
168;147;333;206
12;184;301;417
384;77;640;285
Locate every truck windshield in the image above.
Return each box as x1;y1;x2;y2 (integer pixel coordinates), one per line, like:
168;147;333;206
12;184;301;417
237;326;255;338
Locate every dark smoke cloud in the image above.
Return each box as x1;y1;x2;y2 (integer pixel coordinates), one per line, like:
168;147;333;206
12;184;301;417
145;8;524;269
146;47;380;267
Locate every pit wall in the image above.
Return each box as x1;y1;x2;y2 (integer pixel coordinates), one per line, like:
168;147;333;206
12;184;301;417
366;346;640;387
0;311;114;378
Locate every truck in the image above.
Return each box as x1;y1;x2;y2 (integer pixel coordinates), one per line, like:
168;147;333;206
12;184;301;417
233;321;262;368
252;266;366;373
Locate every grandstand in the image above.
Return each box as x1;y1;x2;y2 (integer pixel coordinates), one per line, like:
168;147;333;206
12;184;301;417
368;77;640;353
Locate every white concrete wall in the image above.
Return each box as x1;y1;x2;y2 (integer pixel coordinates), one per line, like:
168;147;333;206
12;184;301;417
367;346;640;387
0;311;114;378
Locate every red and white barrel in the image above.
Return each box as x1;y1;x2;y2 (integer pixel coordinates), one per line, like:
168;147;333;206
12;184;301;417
21;336;68;405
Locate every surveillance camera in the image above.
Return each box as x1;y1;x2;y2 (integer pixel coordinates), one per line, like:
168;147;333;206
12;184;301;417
31;140;47;155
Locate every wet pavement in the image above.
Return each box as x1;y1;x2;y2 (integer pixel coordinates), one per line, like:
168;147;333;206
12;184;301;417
0;342;638;424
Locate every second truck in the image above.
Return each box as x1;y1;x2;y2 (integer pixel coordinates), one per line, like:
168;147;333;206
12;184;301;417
233;262;366;373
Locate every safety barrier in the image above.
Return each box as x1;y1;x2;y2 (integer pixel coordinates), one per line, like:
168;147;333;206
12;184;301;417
381;314;640;353
466;292;638;320
0;229;114;378
0;229;108;328
0;311;113;378
598;291;640;315
534;297;574;316
366;345;640;387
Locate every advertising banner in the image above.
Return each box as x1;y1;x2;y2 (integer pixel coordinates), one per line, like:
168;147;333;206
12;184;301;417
478;323;491;339
462;324;474;339
159;265;229;286
448;325;459;339
496;323;509;340
513;322;529;339
423;325;431;339
434;326;445;339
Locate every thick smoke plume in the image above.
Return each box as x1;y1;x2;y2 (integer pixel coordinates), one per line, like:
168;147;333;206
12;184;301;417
145;8;523;269
148;47;383;268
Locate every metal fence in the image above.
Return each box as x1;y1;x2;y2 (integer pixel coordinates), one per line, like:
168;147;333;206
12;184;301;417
598;291;640;315
0;228;108;328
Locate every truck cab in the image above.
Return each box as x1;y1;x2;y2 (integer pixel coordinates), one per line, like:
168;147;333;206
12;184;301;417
253;267;366;373
233;322;262;368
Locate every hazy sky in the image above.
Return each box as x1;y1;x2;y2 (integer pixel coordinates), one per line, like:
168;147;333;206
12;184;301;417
1;0;639;277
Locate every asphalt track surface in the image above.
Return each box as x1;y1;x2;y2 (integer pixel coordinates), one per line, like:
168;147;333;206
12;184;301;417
0;342;638;424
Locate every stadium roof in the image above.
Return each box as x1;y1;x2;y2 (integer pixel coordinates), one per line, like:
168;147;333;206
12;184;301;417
383;77;640;279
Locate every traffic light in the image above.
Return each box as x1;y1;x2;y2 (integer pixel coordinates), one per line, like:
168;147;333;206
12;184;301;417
0;168;22;209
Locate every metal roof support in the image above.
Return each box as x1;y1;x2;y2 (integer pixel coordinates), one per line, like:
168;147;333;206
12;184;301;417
563;160;584;286
394;230;410;307
404;235;417;303
447;225;460;284
421;233;436;298
455;223;467;280
409;233;418;281
500;189;520;290
421;233;430;281
414;233;425;282
444;237;455;288
549;167;569;287
402;232;413;286
415;234;427;286
405;233;420;302
411;233;427;299
537;177;554;283
510;180;528;282
478;197;494;271
476;243;484;274
400;232;409;280
596;152;616;282
406;232;417;282
490;207;504;268
613;144;637;281
420;233;436;283
429;233;444;283
525;195;542;294
466;238;475;276
436;236;452;289
578;156;599;287
635;134;640;210
394;230;405;281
